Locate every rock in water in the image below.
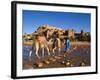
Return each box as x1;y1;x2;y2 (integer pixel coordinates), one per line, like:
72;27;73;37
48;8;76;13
65;61;70;66
38;63;43;67
36;62;43;68
49;57;56;62
54;56;61;59
80;62;86;66
70;64;74;67
43;60;50;65
61;61;65;64
63;54;67;58
65;60;72;66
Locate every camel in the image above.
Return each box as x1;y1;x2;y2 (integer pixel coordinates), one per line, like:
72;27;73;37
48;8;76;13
48;38;62;55
29;35;50;59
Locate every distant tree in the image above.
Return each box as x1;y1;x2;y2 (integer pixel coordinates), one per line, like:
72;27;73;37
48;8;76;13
77;33;90;42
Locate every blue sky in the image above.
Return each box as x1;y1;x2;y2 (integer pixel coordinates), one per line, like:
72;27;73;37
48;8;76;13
22;10;91;34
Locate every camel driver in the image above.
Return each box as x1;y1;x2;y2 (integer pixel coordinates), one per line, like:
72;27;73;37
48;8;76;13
52;31;58;49
64;37;71;53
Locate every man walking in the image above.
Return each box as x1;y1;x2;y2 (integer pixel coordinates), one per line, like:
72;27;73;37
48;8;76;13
64;37;71;52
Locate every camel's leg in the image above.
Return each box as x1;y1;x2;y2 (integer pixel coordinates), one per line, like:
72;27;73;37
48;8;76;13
53;47;56;55
53;48;54;54
29;46;34;57
57;39;61;54
47;47;50;56
35;43;40;59
58;48;61;53
42;47;44;58
45;44;50;56
29;50;32;57
58;47;61;56
29;49;32;61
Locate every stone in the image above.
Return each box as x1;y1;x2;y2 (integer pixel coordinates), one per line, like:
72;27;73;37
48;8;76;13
38;63;43;67
80;62;86;66
54;56;61;59
65;61;70;66
49;57;56;62
43;60;50;65
61;61;65;64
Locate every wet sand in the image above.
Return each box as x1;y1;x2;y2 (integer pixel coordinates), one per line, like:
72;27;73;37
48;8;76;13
23;42;90;69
